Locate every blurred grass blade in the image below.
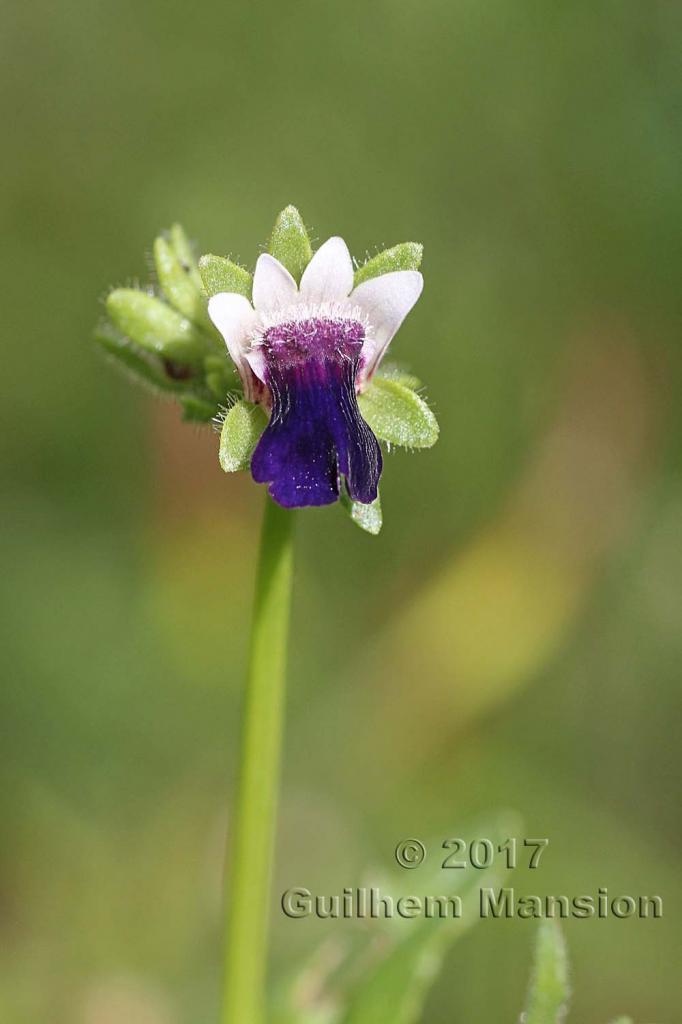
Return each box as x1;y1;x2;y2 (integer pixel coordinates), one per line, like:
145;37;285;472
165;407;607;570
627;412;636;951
339;814;517;1024
271;941;347;1024
154;233;212;330
219;398;268;471
358;378;439;449
340;924;450;1024
198;253;252;299
268;205;313;283
354;243;423;287
522;921;570;1024
106;289;207;363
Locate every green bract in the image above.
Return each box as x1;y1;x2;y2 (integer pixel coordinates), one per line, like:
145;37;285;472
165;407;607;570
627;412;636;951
198;254;252;299
341;491;383;535
268;205;313;283
219;400;268;472
153;233;212;331
354;242;423;287
105;289;207;363
358;377;439;449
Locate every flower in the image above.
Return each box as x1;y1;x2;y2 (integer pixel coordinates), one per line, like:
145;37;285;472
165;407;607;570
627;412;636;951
207;237;423;509
95;209;436;531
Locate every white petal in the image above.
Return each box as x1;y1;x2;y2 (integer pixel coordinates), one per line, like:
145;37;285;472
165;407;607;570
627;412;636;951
244;347;268;384
299;236;354;303
351;270;423;375
252;254;298;313
208;291;256;374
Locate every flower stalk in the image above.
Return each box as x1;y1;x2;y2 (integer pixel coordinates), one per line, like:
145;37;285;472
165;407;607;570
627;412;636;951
221;496;295;1024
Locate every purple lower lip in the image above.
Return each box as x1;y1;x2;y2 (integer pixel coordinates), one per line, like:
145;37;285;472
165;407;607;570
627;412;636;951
250;316;382;509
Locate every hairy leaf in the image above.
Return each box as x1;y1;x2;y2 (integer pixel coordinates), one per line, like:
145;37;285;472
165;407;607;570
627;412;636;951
358;378;438;449
198;254;252;299
269;205;313;283
219;399;268;471
354;243;423;287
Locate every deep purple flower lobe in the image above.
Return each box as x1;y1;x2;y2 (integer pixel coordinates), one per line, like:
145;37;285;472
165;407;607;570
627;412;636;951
250;316;382;508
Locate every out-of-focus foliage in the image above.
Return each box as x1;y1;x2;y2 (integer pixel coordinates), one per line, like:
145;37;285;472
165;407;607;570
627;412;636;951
1;0;680;1022
273;814;517;1024
522;921;570;1024
519;924;648;1024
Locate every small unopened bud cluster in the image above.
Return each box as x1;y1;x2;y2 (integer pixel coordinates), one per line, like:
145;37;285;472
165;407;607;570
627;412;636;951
96;224;240;422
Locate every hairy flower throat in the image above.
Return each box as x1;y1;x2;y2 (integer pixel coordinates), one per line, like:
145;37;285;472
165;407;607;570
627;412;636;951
250;315;381;507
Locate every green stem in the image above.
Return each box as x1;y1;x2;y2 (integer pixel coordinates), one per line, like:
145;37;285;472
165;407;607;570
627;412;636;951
221;497;295;1024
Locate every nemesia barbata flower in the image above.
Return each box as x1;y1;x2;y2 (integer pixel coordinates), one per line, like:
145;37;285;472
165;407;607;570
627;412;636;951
96;206;438;533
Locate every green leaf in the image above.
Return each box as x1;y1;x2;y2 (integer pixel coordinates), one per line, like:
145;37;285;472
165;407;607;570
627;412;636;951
106;289;206;363
268;205;313;283
93;323;187;393
219;399;268;471
354;243;423;287
522;921;570;1024
198;254;252;299
358;378;438;449
153;234;212;330
607;1019;634;1024
341;491;382;535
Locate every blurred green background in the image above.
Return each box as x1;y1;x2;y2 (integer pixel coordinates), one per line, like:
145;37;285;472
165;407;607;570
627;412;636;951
1;1;680;1021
